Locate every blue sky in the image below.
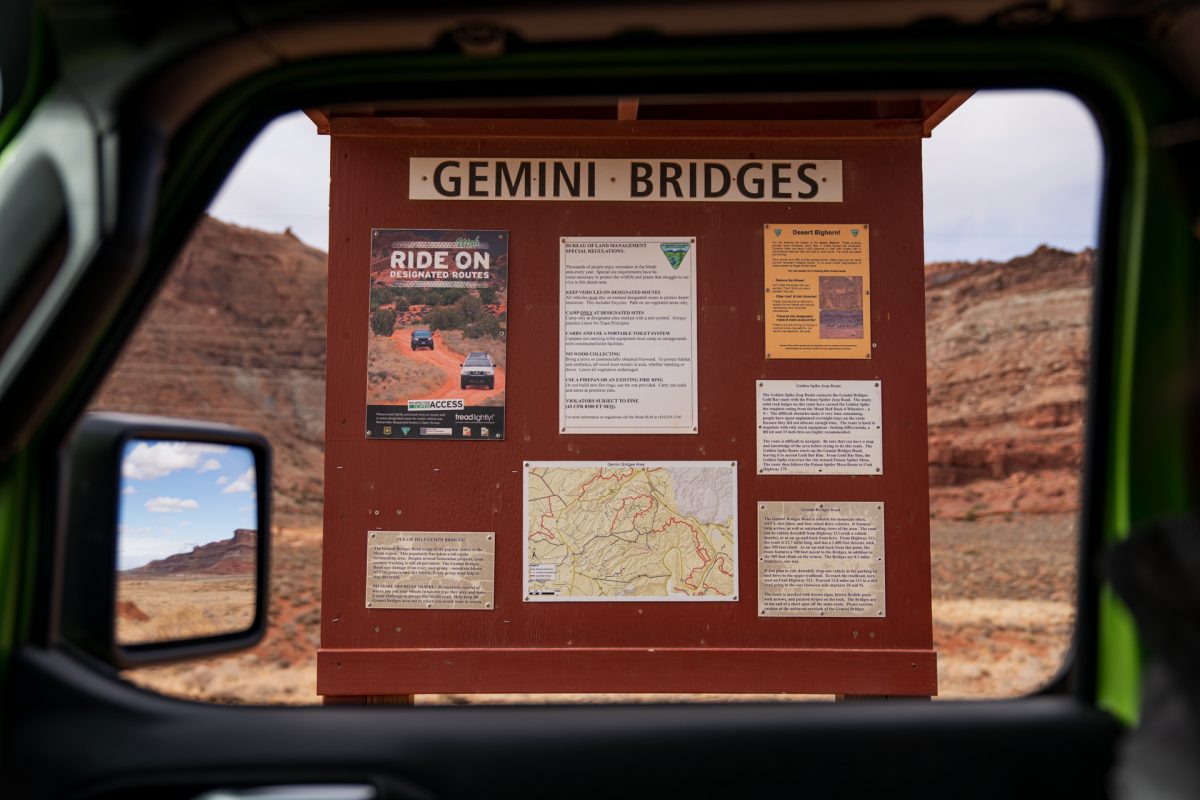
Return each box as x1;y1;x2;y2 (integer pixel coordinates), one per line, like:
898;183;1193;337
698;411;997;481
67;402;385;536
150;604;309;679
208;90;1103;264
117;441;258;570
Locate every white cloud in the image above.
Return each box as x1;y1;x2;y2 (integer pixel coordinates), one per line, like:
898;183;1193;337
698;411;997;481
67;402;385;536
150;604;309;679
216;476;231;486
238;505;255;513
145;496;200;513
923;90;1102;263
122;486;136;495
208;112;331;251
122;441;229;480
199;458;221;473
117;528;190;571
222;467;256;495
205;97;1102;272
179;521;191;527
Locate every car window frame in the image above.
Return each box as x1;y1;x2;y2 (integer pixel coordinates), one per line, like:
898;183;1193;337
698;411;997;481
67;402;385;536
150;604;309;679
6;15;1196;725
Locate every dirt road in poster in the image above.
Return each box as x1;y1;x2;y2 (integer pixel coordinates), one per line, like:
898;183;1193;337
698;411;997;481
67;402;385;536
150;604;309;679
393;330;507;401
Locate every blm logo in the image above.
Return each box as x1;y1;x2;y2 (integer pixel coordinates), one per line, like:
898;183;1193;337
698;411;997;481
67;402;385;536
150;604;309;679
659;242;691;269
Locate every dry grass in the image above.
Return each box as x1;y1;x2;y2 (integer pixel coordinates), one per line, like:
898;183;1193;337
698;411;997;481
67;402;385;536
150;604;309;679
123;526;322;704
124;515;1079;705
116;574;256;645
437;330;506;369
365;332;444;403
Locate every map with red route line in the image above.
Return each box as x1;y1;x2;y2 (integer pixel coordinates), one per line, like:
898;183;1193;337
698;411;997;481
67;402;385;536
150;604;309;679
523;461;738;601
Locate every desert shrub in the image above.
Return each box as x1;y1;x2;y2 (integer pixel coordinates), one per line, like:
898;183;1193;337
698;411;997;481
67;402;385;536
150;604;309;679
478;287;497;305
411;287;467;307
369;286;410;312
369;286;393;311
370;308;396;337
464;315;501;339
424;305;463;331
454;293;484;322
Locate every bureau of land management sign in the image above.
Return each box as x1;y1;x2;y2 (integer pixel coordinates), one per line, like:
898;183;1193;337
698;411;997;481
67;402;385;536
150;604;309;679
366;229;508;441
559;237;699;434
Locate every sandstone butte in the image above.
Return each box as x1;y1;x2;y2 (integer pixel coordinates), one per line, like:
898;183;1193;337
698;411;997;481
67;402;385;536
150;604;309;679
92;216;1093;524
126;529;258;576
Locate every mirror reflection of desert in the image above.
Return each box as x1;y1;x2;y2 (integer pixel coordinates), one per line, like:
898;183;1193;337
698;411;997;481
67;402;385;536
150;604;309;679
116;529;257;645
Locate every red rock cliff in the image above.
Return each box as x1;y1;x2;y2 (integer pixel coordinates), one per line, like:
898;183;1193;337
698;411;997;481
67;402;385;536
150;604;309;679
925;246;1092;518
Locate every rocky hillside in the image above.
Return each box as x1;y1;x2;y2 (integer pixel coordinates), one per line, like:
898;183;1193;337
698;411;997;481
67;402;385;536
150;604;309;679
127;529;257;576
926;246;1093;519
91;216;326;526
92;217;1091;525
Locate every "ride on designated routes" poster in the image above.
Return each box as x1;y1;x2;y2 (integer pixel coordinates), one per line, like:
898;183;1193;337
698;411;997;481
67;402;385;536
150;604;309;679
366;228;508;440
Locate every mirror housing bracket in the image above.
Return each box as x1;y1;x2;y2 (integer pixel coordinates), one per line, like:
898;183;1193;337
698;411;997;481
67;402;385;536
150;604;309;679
58;413;272;670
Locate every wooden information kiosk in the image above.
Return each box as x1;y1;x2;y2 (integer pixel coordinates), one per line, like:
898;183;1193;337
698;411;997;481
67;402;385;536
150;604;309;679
312;94;967;700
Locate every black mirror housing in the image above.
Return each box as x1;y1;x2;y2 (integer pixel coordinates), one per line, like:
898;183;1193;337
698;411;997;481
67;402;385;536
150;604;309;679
58;413;271;670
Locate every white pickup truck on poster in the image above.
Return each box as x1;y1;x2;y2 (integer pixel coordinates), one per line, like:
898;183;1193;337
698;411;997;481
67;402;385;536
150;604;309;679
559;236;699;434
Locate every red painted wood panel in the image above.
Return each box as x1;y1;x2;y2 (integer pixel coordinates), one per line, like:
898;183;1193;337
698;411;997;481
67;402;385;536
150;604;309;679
317;648;937;696
320;118;934;696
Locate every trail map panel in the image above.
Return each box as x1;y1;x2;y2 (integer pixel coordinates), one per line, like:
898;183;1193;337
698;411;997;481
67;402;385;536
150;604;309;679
524;461;737;602
366;228;508;440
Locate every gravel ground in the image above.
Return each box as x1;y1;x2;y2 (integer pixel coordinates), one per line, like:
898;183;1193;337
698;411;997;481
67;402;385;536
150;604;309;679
126;513;1081;703
931;512;1078;602
930;512;1078;698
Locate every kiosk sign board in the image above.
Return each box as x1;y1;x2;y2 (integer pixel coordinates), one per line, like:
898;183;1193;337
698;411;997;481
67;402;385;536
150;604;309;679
320;114;940;699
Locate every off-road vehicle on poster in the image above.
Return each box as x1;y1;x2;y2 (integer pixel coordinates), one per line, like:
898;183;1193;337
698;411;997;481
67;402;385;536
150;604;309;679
461;351;495;390
410;328;434;350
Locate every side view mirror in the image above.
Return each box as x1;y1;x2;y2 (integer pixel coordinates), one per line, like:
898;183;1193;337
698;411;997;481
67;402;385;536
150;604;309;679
58;413;271;669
